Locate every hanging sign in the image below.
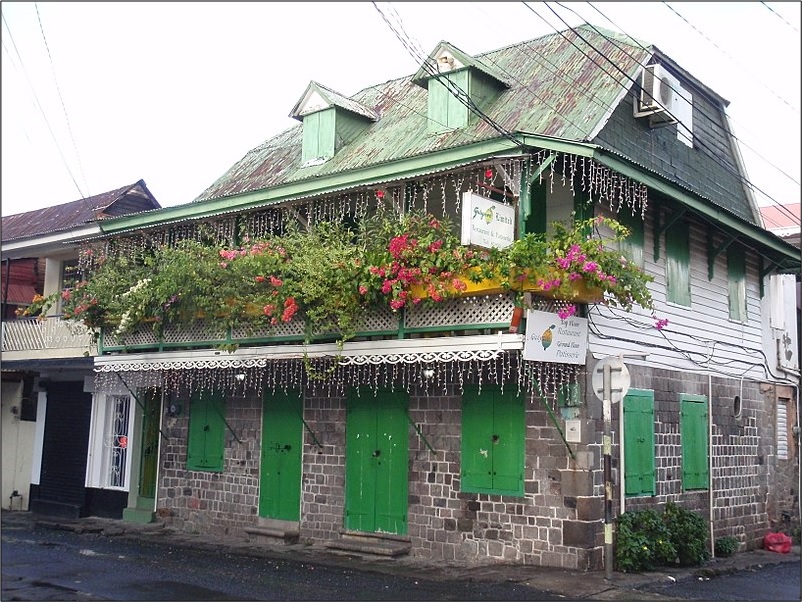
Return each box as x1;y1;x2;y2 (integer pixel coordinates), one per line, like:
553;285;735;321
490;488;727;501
523;309;588;365
461;191;515;249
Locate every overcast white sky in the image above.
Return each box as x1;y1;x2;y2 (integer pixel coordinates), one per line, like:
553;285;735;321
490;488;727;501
2;2;799;225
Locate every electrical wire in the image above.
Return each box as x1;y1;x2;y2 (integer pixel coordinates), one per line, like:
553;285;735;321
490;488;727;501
662;1;798;114
34;3;89;197
1;10;85;199
761;1;799;33
582;1;801;227
524;2;799;223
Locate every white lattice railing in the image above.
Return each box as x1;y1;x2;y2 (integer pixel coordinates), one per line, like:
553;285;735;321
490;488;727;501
1;316;98;354
100;294;519;353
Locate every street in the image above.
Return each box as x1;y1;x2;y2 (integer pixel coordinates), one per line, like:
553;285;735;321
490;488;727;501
2;515;799;601
2;520;562;601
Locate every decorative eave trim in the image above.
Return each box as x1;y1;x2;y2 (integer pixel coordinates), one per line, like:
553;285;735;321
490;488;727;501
96;134;598;236
94;333;524;372
591;148;800;267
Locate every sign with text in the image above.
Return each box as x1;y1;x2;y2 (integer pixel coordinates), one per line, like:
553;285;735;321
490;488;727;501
460;191;515;249
523;309;588;365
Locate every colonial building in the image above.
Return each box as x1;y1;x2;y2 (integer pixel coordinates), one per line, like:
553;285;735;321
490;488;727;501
1;180;161;517
19;27;800;571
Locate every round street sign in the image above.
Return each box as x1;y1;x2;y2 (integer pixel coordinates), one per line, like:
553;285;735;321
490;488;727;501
591;356;631;403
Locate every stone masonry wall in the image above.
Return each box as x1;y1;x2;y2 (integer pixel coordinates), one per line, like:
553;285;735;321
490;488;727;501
157;390;262;537
606;367;778;553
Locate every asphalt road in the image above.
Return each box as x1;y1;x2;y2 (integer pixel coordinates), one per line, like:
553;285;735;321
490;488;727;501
2;521;565;601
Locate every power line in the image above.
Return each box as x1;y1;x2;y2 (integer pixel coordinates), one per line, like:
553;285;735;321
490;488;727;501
761;0;799;33
34;3;89;196
582;1;801;226
1;10;85;200
527;2;798;224
662;1;798;114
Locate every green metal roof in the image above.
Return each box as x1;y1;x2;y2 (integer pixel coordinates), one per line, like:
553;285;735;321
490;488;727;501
193;25;648;203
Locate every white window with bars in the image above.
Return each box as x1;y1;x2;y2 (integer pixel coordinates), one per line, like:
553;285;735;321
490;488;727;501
777;398;788;461
86;392;134;490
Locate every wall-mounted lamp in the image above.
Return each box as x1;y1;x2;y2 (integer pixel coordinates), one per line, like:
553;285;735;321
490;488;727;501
234;373;246;383
422;368;435;379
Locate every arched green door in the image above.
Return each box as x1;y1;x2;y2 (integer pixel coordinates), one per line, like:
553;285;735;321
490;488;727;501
259;390;303;521
345;389;408;534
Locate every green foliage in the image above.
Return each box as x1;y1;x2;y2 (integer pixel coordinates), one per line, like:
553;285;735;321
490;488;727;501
18;209;656;353
615;508;676;572
615;502;710;573
662;500;711;566
714;535;739;558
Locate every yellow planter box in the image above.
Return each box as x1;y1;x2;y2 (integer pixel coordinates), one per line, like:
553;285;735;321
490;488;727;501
409;268;603;304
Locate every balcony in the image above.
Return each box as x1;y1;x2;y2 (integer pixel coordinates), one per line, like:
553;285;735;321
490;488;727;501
1;315;98;360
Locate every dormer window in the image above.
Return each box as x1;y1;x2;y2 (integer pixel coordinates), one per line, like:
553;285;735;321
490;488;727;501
290;81;378;167
413;42;509;133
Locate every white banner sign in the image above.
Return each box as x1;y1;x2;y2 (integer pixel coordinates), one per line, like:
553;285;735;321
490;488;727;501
461;191;515;249
523;309;588;365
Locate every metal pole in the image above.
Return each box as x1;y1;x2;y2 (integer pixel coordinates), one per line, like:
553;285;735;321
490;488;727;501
603;363;613;581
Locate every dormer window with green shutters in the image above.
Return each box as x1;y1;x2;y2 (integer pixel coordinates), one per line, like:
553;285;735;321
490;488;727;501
290;81;378;167
412;41;509;133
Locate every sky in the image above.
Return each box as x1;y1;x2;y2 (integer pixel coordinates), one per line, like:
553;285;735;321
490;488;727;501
1;2;800;228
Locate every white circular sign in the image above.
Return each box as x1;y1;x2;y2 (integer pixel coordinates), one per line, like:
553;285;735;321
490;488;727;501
591;356;631;403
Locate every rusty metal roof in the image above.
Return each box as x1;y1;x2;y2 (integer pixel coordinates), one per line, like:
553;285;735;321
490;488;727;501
195;26;649;203
1;179;161;243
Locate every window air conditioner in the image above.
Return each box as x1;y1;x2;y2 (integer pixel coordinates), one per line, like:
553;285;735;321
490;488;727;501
634;64;679;126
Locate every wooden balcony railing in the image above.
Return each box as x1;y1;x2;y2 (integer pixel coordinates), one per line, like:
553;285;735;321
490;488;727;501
1;315;98;356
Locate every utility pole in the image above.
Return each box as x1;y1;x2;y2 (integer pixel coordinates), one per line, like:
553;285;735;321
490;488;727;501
603;362;613;581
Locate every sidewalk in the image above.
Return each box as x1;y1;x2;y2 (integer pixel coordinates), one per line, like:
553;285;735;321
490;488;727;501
2;509;799;601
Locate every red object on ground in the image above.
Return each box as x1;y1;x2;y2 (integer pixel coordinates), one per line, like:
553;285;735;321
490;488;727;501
763;531;792;553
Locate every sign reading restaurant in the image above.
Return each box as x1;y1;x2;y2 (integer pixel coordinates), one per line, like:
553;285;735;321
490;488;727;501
523;309;589;365
461;192;515;249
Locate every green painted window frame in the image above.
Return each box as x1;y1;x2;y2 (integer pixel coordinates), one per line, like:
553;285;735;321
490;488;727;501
461;385;525;496
623;389;656;496
666;219;691;306
680;394;709;491
727;244;747;322
187;389;226;472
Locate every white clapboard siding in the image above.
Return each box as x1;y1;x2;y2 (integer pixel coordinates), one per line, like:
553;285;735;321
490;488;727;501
588;212;765;379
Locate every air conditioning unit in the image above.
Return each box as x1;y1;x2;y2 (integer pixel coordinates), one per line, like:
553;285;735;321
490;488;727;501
634;64;678;126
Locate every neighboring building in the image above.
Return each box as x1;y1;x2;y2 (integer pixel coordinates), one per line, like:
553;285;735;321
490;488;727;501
760;203;801;249
1;180;161;517
24;27;801;571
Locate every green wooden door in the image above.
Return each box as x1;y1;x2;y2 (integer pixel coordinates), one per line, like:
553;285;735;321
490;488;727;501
345;389;408;534
137;387;161;500
259;390;303;520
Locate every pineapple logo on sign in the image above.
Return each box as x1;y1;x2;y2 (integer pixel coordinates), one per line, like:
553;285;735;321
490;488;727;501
540;324;556;350
523;309;589;365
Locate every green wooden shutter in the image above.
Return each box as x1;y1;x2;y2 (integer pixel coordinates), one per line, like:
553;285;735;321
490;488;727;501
301;108;336;164
187;389;225;472
666;220;691;306
623;390;655;496
617;211;645;268
680;396;709;490
727;245;747;322
461;386;524;496
461;387;494;492
428;71;469;131
490;392;524;494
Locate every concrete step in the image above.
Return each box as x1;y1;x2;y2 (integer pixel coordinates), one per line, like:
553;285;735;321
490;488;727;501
324;530;411;557
244;518;300;544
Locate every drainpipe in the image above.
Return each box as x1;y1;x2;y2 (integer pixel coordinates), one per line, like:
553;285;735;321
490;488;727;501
708;373;714;558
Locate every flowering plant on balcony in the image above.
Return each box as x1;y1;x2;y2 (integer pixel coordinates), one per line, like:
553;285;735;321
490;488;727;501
478;215;655;320
358;208;484;311
17;209;658;346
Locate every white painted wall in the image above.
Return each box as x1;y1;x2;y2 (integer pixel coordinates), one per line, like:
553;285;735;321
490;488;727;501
1;380;35;511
